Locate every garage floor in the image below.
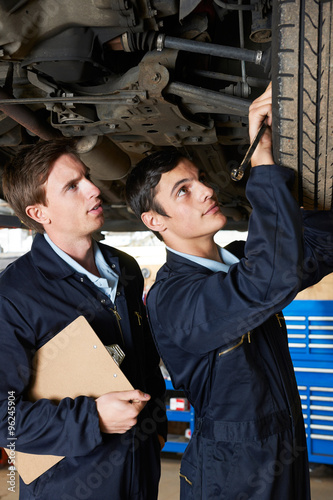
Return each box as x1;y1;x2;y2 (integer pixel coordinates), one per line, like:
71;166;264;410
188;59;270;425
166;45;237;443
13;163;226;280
1;457;332;499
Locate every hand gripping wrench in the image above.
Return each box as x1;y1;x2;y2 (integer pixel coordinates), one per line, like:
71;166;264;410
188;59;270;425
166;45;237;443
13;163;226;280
230;119;268;181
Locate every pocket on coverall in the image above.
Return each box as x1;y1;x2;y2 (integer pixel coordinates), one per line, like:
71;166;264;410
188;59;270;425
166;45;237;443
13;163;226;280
179;435;238;500
205;438;239;499
179;433;201;499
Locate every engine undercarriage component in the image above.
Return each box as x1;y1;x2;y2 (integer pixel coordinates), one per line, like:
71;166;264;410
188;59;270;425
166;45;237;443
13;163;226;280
0;0;331;232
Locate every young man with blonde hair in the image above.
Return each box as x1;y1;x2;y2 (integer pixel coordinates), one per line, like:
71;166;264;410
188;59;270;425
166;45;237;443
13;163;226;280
0;139;167;500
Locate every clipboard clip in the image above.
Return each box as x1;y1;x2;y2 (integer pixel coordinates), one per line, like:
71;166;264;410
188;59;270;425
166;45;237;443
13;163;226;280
105;344;125;366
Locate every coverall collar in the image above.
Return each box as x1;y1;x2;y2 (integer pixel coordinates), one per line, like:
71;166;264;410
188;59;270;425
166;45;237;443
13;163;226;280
166;245;239;273
30;233;120;281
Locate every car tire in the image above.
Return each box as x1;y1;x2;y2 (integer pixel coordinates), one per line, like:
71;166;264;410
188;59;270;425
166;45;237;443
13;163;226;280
271;0;332;209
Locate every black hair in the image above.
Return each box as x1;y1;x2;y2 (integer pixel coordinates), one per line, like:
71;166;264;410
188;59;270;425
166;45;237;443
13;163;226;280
125;148;188;241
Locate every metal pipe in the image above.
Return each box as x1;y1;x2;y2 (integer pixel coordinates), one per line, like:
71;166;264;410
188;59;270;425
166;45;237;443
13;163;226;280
238;0;246;83
159;35;264;66
213;0;254;10
164;81;251;116
191;69;269;87
0;88;60;140
0;93;146;105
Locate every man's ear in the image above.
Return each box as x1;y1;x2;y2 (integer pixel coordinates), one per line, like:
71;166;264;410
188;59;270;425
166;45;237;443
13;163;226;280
141;211;166;234
25;205;50;226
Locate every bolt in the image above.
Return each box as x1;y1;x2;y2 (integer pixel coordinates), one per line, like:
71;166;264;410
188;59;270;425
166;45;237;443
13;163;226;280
152;73;161;83
179;125;191;132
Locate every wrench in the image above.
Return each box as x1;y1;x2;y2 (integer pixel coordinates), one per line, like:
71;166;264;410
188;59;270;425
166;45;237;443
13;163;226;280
230;119;268;181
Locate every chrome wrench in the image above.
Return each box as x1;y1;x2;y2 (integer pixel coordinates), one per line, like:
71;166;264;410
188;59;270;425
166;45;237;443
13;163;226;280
230;120;268;181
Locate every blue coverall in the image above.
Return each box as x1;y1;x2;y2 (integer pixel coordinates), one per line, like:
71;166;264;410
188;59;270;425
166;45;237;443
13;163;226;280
0;236;167;500
147;165;333;500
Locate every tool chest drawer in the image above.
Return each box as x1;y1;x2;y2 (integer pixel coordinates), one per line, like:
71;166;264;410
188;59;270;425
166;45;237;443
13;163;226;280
284;300;333;464
284;300;333;361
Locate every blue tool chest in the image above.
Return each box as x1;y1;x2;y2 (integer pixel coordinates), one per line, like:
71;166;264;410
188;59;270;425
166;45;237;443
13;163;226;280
283;300;333;465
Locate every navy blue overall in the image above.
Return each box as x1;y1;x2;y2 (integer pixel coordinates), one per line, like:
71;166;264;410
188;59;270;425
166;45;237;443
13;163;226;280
0;235;167;499
147;165;333;500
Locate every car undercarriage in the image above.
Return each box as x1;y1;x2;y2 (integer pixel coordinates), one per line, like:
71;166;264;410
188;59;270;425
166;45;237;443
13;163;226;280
0;0;332;231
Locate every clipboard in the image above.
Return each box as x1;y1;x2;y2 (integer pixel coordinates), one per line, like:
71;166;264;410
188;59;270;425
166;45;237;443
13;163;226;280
5;315;133;484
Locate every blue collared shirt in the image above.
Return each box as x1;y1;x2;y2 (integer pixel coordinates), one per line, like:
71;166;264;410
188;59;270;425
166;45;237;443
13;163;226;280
166;245;239;273
44;234;119;303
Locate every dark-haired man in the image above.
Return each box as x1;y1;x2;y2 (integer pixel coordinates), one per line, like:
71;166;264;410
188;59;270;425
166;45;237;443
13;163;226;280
0;139;167;499
126;84;333;499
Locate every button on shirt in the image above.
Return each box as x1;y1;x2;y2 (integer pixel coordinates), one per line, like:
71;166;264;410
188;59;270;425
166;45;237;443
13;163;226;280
44;234;119;303
166;245;239;272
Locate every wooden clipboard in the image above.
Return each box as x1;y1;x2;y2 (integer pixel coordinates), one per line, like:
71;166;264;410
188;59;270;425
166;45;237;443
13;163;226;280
5;316;133;484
